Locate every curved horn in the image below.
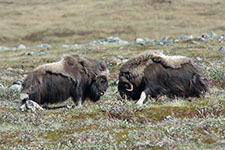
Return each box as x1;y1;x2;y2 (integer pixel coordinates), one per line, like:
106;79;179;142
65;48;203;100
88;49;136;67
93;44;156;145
126;83;133;91
120;76;133;92
100;69;109;77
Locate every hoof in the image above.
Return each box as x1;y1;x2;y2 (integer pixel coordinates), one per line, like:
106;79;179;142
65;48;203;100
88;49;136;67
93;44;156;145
26;100;44;112
19;104;27;111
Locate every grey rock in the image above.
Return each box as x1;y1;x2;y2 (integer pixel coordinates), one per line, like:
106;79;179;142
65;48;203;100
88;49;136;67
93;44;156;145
158;41;164;45
7;67;13;71
36;43;51;48
25;51;47;56
108;56;123;65
164;115;173;121
134;38;145;45
61;44;70;48
16;44;26;49
174;39;180;43
158;37;174;45
143;38;151;43
218;36;224;40
196;57;202;61
88;37;128;46
161;37;169;44
218;46;225;52
13;80;22;85
84;48;92;52
199;37;206;42
62;44;80;48
35;51;47;56
25;52;34;56
117;55;125;59
10;84;22;91
189;41;200;45
106;37;119;42
71;44;81;47
0;46;9;51
0;83;5;89
166;41;173;45
180;35;193;41
202;33;210;38
105;37;129;44
209;32;217;38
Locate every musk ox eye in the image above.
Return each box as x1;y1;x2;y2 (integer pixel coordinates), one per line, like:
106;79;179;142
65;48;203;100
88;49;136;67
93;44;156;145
124;84;129;89
100;80;105;84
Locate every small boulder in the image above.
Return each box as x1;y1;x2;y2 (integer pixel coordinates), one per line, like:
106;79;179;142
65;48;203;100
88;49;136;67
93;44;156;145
36;43;51;48
134;38;145;45
218;46;225;52
16;44;26;50
0;46;9;51
180;35;193;41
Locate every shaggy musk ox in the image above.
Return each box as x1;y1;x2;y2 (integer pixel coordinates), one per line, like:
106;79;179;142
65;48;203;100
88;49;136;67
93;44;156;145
118;51;209;105
19;54;109;111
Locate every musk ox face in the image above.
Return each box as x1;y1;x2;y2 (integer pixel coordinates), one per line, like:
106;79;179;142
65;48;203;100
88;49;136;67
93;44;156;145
118;73;143;101
89;75;108;102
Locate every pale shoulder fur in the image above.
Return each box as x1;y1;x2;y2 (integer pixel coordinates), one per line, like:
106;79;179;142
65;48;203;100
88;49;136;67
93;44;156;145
150;51;193;68
120;51;194;85
33;54;99;81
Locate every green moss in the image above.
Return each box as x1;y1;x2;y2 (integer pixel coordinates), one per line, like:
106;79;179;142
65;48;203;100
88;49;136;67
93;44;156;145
146;145;164;150
202;138;217;144
137;106;197;121
115;129;129;144
43;130;66;142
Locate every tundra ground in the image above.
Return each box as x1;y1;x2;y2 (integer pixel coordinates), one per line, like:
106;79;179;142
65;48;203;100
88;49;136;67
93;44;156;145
0;39;225;149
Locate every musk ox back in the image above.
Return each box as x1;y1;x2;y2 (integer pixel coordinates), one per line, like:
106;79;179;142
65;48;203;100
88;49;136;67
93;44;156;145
20;54;108;111
118;51;209;105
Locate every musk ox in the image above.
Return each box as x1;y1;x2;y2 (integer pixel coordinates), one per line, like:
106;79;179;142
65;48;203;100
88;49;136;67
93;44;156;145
20;54;109;111
118;51;209;106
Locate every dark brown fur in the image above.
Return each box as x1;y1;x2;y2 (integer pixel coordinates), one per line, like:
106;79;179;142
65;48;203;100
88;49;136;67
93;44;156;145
118;51;209;101
20;54;108;107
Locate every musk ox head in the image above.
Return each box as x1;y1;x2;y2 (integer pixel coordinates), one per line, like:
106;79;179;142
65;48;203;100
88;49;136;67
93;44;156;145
87;62;109;102
89;74;108;102
118;72;144;101
118;51;209;104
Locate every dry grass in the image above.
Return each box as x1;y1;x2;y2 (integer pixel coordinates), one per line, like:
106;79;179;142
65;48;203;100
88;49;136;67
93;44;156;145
0;0;225;46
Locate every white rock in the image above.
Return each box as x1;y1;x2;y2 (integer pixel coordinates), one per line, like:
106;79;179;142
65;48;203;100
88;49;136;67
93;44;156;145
16;44;26;49
0;46;9;51
10;84;22;91
180;35;193;41
134;38;145;45
0;83;5;89
218;46;225;52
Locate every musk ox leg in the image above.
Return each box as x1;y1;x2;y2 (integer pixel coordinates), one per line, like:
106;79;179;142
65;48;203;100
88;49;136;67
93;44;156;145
136;92;147;106
19;104;27;111
19;93;29;111
76;98;83;107
72;97;83;108
19;100;44;112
